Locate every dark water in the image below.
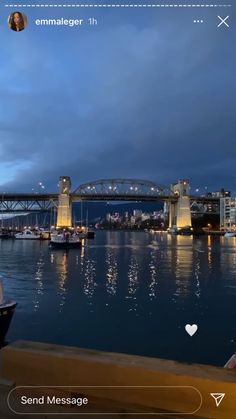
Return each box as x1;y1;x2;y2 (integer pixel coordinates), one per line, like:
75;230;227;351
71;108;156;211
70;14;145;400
1;231;236;367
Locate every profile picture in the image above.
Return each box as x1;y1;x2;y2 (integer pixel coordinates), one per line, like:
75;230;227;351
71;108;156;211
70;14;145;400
8;11;27;32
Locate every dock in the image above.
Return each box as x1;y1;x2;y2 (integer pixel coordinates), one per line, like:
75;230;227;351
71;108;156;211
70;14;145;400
0;341;236;418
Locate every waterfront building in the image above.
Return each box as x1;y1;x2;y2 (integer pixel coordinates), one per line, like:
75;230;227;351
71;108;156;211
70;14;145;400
209;190;231;198
153;211;159;219
130;216;136;226
106;213;111;222
133;210;142;218
220;197;236;230
141;213;150;221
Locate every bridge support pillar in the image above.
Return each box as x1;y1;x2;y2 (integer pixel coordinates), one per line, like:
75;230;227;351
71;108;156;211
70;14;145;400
56;176;72;228
168;202;176;228
169;180;192;228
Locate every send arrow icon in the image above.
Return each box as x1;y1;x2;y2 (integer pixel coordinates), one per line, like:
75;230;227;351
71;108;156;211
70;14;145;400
210;393;225;407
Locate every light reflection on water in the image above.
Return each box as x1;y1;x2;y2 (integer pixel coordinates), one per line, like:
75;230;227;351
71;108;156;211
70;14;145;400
33;253;44;311
1;231;236;367
106;248;118;296
83;255;97;299
126;255;139;314
148;249;158;300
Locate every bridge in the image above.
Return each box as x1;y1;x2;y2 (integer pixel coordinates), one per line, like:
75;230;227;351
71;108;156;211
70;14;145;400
0;177;221;228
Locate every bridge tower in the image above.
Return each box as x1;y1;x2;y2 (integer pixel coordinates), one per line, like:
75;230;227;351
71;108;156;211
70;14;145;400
56;176;72;228
169;179;192;228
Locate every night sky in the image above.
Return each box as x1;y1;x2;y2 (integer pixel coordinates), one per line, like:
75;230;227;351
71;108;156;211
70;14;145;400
0;2;235;194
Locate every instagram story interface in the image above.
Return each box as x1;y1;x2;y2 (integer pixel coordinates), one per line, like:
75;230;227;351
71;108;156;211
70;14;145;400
0;1;235;418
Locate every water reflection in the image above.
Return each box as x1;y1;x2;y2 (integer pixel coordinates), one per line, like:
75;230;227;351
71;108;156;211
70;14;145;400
2;232;236;367
167;235;193;298
126;255;139;314
50;251;69;310
207;235;212;268
79;240;85;272
106;231;121;246
106;249;118;296
33;253;45;311
220;236;236;295
83;255;97;300
127;256;139;297
148;250;158;300
58;252;68;291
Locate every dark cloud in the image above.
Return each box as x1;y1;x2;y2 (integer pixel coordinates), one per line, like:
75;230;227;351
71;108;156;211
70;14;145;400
0;7;235;193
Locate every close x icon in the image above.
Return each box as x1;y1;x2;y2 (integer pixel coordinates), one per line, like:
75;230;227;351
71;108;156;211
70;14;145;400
217;15;230;28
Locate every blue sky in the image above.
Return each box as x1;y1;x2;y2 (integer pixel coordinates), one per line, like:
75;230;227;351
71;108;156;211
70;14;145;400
0;3;235;193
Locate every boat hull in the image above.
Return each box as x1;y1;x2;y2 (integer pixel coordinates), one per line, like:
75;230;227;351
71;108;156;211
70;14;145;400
49;241;81;249
0;234;13;239
167;227;178;235
14;236;40;240
0;302;17;345
39;232;51;240
168;226;193;236
87;231;95;239
179;230;192;236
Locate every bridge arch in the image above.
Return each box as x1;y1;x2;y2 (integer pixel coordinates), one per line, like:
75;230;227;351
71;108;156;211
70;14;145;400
73;179;171;198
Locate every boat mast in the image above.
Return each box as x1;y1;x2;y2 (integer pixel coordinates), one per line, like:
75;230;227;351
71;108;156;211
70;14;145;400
0;280;4;305
1;194;3;230
86;210;88;232
80;200;83;228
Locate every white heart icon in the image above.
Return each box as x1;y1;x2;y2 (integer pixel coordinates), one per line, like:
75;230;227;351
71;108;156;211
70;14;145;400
185;324;198;337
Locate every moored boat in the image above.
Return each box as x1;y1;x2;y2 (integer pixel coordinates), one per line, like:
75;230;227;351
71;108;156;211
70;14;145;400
0;280;17;346
50;231;81;249
167;226;193;235
224;353;236;369
38;229;51;240
86;229;95;239
167;226;178;235
78;231;87;240
224;231;236;237
0;230;14;239
76;228;95;239
14;229;40;240
179;226;193;236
